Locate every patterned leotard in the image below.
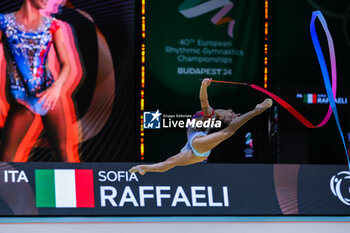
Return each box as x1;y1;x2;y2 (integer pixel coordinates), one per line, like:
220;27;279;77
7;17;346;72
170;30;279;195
0;13;60;115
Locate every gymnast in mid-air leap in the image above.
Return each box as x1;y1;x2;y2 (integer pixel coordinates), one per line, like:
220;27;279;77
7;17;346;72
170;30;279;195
129;78;273;175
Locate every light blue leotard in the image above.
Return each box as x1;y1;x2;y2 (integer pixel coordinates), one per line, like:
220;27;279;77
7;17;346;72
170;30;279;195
180;110;215;157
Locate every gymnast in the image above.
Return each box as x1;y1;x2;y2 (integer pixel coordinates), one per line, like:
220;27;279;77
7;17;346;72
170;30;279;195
129;78;273;175
0;0;72;161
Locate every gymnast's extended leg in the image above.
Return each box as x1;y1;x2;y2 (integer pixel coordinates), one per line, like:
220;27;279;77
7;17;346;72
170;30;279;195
129;150;205;175
192;99;272;154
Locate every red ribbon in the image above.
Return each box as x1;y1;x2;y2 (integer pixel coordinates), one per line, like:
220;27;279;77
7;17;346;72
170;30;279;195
209;80;332;129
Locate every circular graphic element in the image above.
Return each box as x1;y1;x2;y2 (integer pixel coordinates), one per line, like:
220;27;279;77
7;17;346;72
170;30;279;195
330;171;350;206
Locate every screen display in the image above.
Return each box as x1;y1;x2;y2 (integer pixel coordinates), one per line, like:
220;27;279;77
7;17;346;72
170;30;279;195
0;0;137;162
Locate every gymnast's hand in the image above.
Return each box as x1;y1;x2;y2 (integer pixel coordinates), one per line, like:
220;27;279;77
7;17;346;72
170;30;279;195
37;84;62;111
201;78;212;87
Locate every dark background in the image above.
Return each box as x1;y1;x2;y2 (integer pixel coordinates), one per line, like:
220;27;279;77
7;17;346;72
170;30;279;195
269;0;350;165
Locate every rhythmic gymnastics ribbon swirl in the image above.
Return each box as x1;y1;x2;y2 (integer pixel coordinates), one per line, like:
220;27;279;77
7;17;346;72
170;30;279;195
310;11;350;170
206;11;350;170
178;0;235;38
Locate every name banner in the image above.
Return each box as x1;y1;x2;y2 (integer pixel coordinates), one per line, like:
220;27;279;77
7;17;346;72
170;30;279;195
0;162;349;215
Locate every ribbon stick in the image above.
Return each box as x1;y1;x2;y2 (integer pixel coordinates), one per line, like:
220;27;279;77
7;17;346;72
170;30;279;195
210;80;248;86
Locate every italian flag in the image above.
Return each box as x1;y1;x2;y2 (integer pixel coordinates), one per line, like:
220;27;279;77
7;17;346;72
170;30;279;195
35;169;95;208
304;94;317;104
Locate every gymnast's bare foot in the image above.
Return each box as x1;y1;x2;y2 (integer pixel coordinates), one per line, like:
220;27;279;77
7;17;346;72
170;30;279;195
254;98;273;114
129;165;147;175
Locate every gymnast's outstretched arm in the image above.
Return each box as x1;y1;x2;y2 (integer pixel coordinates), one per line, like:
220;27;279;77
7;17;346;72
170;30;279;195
200;78;214;117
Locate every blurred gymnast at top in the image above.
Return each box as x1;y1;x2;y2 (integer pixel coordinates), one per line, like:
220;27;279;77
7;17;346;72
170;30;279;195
0;0;72;161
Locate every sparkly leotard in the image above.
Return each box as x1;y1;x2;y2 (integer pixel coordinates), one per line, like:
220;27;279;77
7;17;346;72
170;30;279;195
0;13;60;115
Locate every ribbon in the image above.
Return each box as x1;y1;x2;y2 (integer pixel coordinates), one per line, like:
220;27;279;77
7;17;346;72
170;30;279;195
208;81;332;128
207;11;350;170
179;0;235;38
310;11;350;169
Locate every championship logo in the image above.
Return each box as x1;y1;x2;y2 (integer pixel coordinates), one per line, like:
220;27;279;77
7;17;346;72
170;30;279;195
330;171;350;206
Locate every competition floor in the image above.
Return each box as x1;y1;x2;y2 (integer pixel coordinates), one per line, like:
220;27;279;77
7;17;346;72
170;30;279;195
1;216;350;233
